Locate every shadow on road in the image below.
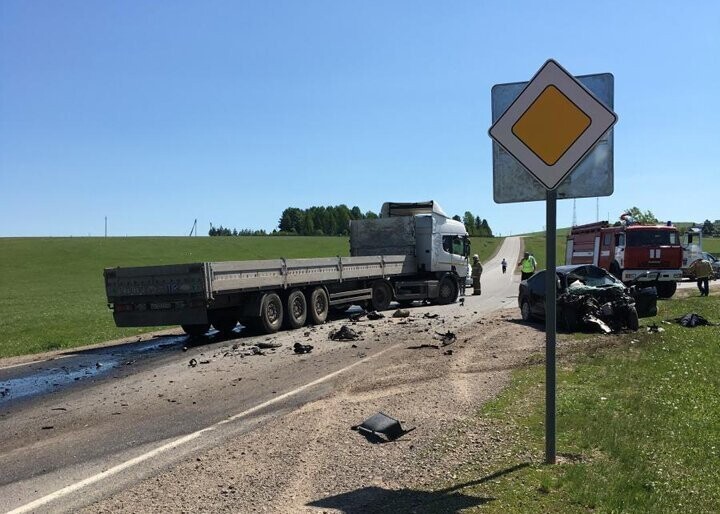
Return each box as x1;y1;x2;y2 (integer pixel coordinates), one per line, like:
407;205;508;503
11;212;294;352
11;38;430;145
307;462;529;513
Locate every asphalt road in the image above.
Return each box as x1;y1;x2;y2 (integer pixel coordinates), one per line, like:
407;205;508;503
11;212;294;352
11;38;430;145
0;237;522;513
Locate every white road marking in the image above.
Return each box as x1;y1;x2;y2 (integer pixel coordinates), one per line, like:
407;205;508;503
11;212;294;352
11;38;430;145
8;344;398;514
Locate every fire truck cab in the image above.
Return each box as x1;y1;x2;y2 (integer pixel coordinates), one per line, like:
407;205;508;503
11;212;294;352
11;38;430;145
566;221;682;298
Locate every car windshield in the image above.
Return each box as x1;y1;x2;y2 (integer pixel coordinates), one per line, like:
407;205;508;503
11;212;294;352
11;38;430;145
566;267;620;288
626;229;678;246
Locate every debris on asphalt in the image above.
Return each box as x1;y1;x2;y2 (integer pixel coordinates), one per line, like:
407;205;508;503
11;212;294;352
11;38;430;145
351;412;415;442
392;309;410;318
50;407;67;411
443;349;453;355
199;359;211;365
329;325;361;341
256;341;282;349
188;358;198;367
423;313;439;319
366;311;385;320
407;344;440;350
673;313;716;327
646;323;665;333
293;342;314;354
435;331;457;346
41;426;54;430
349;311;367;322
459;298;465;306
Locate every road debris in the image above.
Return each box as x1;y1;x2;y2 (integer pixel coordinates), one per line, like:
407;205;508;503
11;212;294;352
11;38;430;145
293;342;313;354
435;331;457;346
646;323;665;333
351;412;415;442
423;313;439;319
459;298;465;306
392;309;410;318
349;311;367;322
256;341;282;349
443;349;453;355
407;344;440;350
672;313;716;327
188;358;198;367
329;325;361;341
366;311;385;320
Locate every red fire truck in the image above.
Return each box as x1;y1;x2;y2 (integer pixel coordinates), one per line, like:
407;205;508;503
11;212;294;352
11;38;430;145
565;220;682;298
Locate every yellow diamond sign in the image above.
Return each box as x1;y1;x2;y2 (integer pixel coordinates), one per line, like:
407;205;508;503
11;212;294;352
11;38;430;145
489;60;617;190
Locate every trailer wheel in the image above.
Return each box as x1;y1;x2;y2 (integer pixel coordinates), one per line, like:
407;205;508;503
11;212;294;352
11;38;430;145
371;280;393;311
284;289;307;329
259;293;284;334
307;287;329;325
437;276;458;305
181;324;210;337
656;281;677;299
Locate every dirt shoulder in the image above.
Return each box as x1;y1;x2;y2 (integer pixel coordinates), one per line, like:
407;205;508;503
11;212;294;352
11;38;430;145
84;308;551;513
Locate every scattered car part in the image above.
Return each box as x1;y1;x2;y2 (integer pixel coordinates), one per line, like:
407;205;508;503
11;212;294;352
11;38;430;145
329;325;361;341
293;342;313;354
351;412;414;442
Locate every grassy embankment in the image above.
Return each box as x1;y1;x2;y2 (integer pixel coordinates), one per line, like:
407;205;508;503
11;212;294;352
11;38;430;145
408;290;720;512
0;236;502;358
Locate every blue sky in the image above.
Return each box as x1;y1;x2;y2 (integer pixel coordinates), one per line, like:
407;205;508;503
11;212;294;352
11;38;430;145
1;1;718;237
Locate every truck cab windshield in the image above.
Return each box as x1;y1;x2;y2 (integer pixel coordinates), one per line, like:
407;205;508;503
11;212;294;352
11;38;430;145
442;235;467;256
627;230;678;246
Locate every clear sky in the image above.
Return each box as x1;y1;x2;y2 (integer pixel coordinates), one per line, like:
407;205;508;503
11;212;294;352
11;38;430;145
1;1;718;237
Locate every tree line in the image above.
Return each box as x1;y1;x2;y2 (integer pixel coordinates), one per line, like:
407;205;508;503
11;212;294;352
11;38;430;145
209;205;495;237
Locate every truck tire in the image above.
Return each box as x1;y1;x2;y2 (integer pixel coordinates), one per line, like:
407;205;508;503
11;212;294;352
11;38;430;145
626;305;639;331
259;293;284;334
284;289;307;329
181;324;210;337
437;276;458;305
307;287;329;325
656;281;677;299
371;280;393;311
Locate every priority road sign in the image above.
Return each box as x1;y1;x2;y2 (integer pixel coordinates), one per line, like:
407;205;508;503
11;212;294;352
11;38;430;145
489;59;617;191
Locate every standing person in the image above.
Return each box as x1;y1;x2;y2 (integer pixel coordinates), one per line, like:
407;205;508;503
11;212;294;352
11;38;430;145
519;252;534;280
471;254;483;295
689;258;713;296
501;258;507;274
529;253;538;272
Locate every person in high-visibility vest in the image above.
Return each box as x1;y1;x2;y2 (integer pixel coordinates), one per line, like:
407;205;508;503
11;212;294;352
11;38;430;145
519;252;535;280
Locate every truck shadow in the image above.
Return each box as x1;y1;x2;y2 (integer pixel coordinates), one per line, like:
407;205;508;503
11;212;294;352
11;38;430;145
306;462;529;513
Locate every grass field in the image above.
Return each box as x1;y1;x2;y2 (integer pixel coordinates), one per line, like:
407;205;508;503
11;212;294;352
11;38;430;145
0;235;503;358
432;291;720;512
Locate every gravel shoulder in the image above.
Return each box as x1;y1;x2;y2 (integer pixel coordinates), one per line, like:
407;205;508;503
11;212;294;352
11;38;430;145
83;306;547;513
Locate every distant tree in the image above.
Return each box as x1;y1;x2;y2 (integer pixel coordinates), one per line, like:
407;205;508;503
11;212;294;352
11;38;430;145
452;215;462;222
623;207;659;225
462;211;476;236
480;219;493;237
350;206;363;220
365;211;379;220
702;219;716;236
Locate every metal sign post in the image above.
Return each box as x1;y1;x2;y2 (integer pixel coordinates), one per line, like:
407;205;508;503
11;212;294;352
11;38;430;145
544;188;557;463
489;59;617;465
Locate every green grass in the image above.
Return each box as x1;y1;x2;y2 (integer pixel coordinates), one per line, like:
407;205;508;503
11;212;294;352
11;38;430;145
441;292;720;513
0;235;503;358
703;237;720;256
0;236;348;358
470;237;504;263
520;234;567;269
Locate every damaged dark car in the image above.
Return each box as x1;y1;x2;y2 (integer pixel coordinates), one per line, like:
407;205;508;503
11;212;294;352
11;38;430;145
518;264;658;333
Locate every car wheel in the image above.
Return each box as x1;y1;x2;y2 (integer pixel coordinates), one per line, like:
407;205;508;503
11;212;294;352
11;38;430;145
520;300;532;322
626;305;639;331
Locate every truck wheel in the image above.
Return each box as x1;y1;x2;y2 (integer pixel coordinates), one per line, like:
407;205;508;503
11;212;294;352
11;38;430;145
307;287;329;325
626;305;639;331
181;324;210;337
259;293;284;334
656;282;677;299
371;280;393;311
437;276;458;305
284;289;307;329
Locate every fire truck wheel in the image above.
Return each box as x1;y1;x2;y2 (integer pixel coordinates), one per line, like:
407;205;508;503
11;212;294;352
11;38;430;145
626;305;639;331
656;282;677;299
